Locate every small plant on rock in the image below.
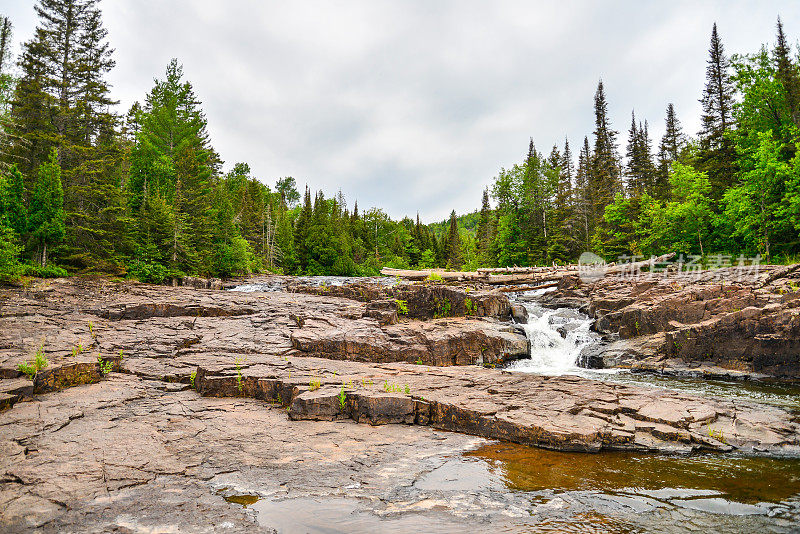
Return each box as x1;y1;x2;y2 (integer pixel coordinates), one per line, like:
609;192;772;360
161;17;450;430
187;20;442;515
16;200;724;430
190;371;197;389
337;386;347;412
309;377;322;391
433;298;451;319
98;356;113;376
404;384;410;395
234;357;245;392
464;298;476;316
395;299;409;316
18;343;49;379
70;342;84;358
88;321;96;339
425;272;444;283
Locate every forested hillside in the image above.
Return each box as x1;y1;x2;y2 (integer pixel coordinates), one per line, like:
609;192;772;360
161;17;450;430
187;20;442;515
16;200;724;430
1;2;799;282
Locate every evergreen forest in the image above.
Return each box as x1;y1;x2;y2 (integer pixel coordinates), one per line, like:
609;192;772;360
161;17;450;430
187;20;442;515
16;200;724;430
1;2;799;283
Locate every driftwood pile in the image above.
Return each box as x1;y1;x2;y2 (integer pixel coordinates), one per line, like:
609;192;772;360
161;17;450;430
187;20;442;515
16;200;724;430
380;265;577;288
381;253;677;290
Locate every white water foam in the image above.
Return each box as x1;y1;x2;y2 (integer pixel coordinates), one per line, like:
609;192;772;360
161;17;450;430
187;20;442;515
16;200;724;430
507;299;618;377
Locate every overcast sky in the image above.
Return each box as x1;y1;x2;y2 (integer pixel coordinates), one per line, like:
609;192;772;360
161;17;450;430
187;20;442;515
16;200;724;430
4;1;800;222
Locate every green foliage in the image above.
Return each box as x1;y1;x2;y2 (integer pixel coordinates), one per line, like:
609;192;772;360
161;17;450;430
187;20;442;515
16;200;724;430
382;381;407;394
464;298;476;316
21;263;68;278
395;299;408;315
1;6;799;278
309;377;321;391
425;272;444;282
190;370;196;389
28;149;65;267
720;130;798;260
337;386;347;412
18;343;48;379
235;357;245;392
0;225;22;283
433;297;451;319
98;356;113;376
128;260;169;283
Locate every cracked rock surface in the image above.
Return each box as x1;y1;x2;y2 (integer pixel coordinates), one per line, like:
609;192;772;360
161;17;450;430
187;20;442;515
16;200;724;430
1;277;800;531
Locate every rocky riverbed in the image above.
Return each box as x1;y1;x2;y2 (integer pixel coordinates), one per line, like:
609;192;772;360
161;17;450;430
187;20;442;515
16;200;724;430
1;271;799;532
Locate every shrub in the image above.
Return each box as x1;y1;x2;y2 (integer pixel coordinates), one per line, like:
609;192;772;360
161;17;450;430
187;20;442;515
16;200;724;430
18;343;48;379
395;299;409;315
128;260;169;283
22;263;68;278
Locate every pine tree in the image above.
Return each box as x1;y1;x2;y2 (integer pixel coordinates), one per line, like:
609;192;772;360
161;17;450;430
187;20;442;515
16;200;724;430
548;139;578;263
7;0;124;269
294;186;312;272
0;15;17;173
698;23;736;198
28;148;65;266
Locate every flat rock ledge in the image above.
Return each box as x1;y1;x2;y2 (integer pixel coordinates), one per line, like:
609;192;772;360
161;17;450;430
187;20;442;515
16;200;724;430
2;277;799;457
538;265;800;378
290;315;529;366
195;365;800;456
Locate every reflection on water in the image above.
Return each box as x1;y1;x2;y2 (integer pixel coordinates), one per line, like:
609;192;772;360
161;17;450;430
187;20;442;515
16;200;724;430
467;442;800;504
602;372;800;411
244;444;800;533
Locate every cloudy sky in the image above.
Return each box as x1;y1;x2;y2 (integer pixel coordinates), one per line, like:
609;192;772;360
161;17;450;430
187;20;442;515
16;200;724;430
4;1;799;222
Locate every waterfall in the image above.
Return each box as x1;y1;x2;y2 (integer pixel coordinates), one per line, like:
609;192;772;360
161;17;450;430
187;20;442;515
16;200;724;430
507;300;603;376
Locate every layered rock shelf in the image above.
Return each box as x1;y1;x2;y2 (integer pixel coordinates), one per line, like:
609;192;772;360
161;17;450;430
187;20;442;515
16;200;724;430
538;264;800;378
1;276;799;456
2;274;800;531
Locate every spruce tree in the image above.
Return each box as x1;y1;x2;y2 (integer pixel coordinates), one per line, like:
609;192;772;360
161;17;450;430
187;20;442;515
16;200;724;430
294;186;312;272
574;137;593;251
475;189;494;266
446;210;463;269
625;112;656;196
698;23;736;198
7;0;123;269
548;140;577;263
775;17;800;128
2;165;28;237
28;148;65;266
656;103;685;199
0;15;16;172
589;80;622;230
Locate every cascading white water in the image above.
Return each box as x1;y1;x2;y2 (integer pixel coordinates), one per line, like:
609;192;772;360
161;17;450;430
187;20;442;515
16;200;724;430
508;299;604;376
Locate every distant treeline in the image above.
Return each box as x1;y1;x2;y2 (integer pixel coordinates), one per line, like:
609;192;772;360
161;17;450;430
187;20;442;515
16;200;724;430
1;2;799;283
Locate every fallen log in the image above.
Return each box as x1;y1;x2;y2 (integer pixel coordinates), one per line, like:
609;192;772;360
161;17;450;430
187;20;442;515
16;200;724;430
498;282;559;292
602;252;676;276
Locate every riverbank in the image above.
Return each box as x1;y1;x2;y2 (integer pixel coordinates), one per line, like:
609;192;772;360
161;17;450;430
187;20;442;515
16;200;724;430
1;274;799;532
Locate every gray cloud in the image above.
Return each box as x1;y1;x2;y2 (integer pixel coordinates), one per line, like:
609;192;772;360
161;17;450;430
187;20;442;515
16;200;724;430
4;0;800;221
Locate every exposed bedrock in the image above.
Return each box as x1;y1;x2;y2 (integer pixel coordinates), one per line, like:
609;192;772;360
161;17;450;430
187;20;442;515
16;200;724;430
288;281;512;320
1;277;799;457
538;265;800;378
193;364;800;456
289;315;529;366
